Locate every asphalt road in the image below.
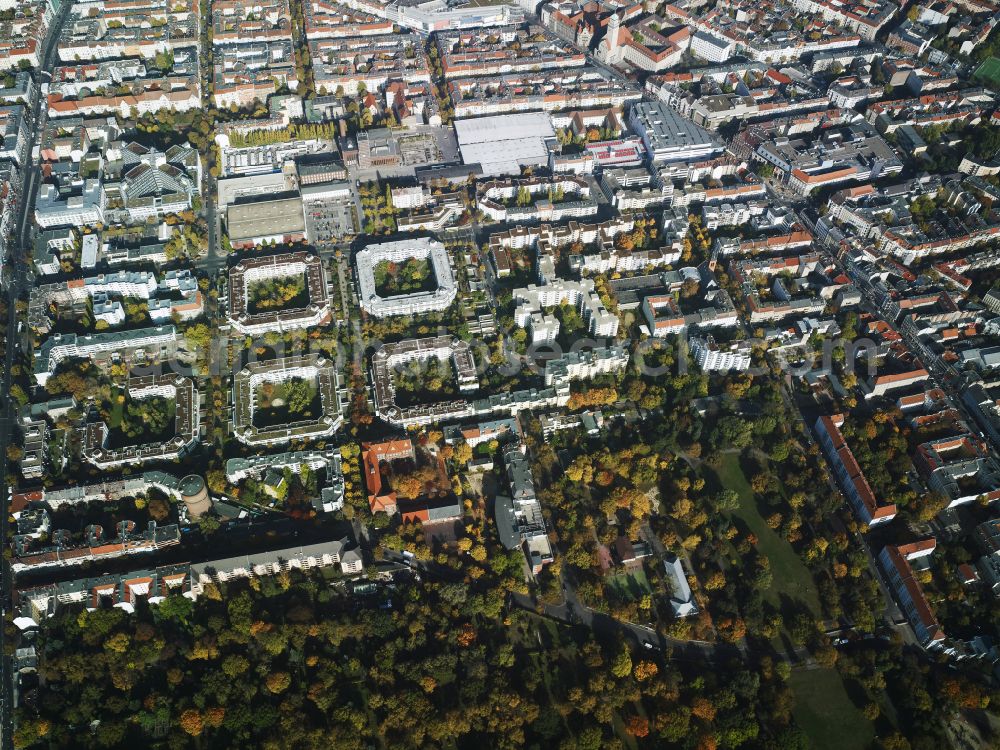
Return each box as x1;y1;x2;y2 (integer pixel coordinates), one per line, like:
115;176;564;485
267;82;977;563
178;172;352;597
0;3;73;743
508;590;747;665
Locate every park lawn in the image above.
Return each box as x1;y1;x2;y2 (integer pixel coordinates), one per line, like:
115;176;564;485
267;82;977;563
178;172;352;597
713;454;822;617
789;668;874;750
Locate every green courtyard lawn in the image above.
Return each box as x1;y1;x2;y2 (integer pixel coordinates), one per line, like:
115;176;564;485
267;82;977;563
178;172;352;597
789;668;875;750
373;257;435;297
711;453;822;617
606;569;652;603
107;393;125;431
252;377;321;428
247;272;309;314
104;390;176;449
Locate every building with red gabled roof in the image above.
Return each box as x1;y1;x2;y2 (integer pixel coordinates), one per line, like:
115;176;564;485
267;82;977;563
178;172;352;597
815;414;897;526
879;540;949;649
361;439;462;523
864;367;929;398
362;439;416;515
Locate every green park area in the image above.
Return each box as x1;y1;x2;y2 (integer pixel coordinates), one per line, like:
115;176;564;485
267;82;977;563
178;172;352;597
711;454;821;616
247;273;309;314
374;257;435;297
104;392;176;449
789;668;875;750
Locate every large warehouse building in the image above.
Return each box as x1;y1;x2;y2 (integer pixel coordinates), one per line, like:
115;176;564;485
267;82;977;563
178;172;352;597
454;113;556;177
628;101;724;164
226;195;308;249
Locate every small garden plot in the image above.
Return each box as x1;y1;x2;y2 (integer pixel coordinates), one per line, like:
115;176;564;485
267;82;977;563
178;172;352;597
606;569;653;604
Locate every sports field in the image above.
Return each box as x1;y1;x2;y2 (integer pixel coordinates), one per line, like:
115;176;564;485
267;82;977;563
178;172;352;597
975;57;1000;88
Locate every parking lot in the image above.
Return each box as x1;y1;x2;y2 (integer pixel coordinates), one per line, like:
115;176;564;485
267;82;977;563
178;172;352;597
305;196;356;245
398;126;461;166
398;132;441;166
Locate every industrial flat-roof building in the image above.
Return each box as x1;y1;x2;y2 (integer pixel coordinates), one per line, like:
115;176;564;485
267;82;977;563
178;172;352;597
628;101;724;163
226;195;307;249
454;112;555;176
217;172;295;210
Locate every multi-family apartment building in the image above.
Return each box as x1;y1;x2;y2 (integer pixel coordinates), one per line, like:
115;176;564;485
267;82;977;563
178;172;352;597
815;414;897;526
0;105;29;167
513;253;619;342
0;0;52;71
59;0;198;61
33;325;179;386
331;0;523;32
690;335;753;372
232;354;343;446
82;374;200;469
310;34;430;97
477;175;600;224
879;540;947;649
227;251;332;335
356;238;457;318
789;0;897;41
210;0;296;107
449;68;640;118
437;26;586;79
303;0;393;37
755;117;903;195
496;445;554;574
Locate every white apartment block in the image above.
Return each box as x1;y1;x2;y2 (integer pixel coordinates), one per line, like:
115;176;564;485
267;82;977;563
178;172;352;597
391;186;428;211
513;254;619;341
356;238;457;318
334;0;522;32
690;335;752;372
543;345;629;385
34;181;106;229
790;0;896;41
690;31;734;63
34;326;178;386
477;176;599;223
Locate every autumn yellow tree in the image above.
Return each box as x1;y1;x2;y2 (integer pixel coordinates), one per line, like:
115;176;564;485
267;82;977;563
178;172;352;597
633;660;658;681
179;709;204;736
265;671;291;694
